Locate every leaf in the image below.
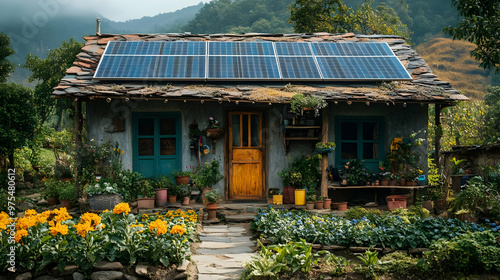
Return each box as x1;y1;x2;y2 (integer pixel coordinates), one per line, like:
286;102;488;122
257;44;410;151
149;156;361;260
160;256;170;267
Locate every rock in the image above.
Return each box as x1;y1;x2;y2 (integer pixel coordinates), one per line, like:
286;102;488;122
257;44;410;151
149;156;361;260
95;261;124;270
52;265;78;276
18;201;36;211
177;260;190;272
36;199;49;205
73;272;85;280
90;271;123;280
130;201;138;208
34;276;62;280
174;272;188;280
135;264;148;277
321;245;347;251
16;273;32;280
124;274;140;280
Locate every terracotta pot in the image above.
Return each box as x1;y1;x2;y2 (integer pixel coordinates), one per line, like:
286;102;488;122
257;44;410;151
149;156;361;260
137;198;155;209
168;195;177;203
60;199;71;209
380;179;389;186
155;188;168;207
306;202;315;210
201;187;213;205
175;176;190;185
389;179;398;186
398;179;406;186
182;196;190;205
323;199;332;209
283;186;295;204
207;203;218;220
405;181;415;186
337;202;348;211
48;196;57;206
314;201;323;209
331;202;339;210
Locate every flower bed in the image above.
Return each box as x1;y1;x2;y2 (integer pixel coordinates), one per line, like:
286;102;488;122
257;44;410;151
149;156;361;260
0;205;198;275
251;207;485;249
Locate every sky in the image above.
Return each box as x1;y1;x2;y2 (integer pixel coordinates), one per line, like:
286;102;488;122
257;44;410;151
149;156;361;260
0;0;211;22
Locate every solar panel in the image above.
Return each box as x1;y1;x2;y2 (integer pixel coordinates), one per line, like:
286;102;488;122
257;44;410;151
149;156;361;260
279;57;321;80
209;42;274;56
317;57;411;80
94;41;412;81
208;56;280;80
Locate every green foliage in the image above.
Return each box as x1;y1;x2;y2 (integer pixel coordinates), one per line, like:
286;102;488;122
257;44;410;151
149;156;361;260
278;154;322;189
449;176;500;222
375;251;418;275
114;170;152;202
0;33;15;83
444;0;500;72
420;231;500;274
172;170;192;177
43;179;64;200
357;250;379;279
58;182;76;201
23;38;83;125
449;157;467;175
345;206;369;220
0;83;37;160
205;189;221;204
483;86;500;142
289;93;327;116
85;178;119;197
242;240;288;280
192;159;224;189
289;0;409;39
322;252;348;276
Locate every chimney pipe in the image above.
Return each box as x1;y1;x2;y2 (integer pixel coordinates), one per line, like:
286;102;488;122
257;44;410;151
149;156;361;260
96;18;101;35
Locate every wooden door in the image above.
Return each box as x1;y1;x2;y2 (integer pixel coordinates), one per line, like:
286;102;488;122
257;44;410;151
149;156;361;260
229;112;264;199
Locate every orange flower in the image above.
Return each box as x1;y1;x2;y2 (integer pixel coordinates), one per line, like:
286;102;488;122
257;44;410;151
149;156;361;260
149;219;168;235
15;229;28;243
0;212;12;231
74;221;92;238
170;224;186;236
49;222;68;236
113;203;130;215
24;209;37;217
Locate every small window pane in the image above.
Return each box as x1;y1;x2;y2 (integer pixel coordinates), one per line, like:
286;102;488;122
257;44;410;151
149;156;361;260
341;143;357;159
363;143;379;159
138;119;154;135
242;114;249;147
251;115;260;147
138;138;154;156
160;118;176;135
160;138;176;155
341;122;357;140
363;122;379;140
232;115;241;147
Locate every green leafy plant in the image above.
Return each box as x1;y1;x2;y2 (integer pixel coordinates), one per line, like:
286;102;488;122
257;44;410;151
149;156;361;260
242;240;287;280
375;251;418;275
278;154;322;189
43;179;63;200
172;170;192;177
59;182;76;201
205;189;221;204
290;93;327;117
357;250;379;279
188;121;202;140
193;159;224;188
85;177;119;197
345;206;369;220
322;252;348;277
450;157;467;175
168;184;183;196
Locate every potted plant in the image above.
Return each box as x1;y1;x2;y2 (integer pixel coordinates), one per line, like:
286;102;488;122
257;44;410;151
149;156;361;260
205;117;224;138
179;185;191;205
168;184;182;203
59;181;76;209
173;170;192;185
136;179;155;209
315;195;324;209
189;121;202;141
290;172;306;206
290;93;327;117
153;175;172;207
315;142;336;155
323;196;332;209
205;189;220;220
268;188;280;204
306;194;315;210
337;201;348;211
43;179;61;205
277;169;295;204
86;177;123;211
193;159;224;205
377;166;391;186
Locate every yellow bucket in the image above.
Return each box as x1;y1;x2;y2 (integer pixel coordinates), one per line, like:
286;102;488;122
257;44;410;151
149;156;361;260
272;195;283;205
294;189;306;206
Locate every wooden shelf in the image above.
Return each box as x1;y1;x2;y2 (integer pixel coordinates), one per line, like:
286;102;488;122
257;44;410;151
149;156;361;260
327;184;427;190
285;126;321;129
286;137;320;141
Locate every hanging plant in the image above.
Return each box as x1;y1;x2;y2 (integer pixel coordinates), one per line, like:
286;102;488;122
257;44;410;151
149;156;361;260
290;93;327;117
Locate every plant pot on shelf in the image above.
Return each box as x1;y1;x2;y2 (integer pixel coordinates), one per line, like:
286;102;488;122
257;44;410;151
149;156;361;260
175;176;190;185
168;195;177;203
380;179;389;186
137;198;155;209
323;198;332;209
272;195;283;205
206;128;224;139
314;201;323;209
306;202;315;210
405;181;415;186
337;202;348;211
207;203;218;220
294;189;306;206
182;196;190;205
154;188;168;207
283;186;295;204
389;179;397;186
60;199;71;209
398;179;406;186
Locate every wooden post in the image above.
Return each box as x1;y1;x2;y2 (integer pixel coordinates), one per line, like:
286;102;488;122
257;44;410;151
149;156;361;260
321;108;329;197
434;104;442;167
74;99;83;197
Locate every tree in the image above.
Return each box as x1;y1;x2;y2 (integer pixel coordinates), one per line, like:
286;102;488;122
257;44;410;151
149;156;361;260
483;86;500;142
23;38;83;126
444;0;500;72
0;33;15;83
289;0;409;39
0;83;37;169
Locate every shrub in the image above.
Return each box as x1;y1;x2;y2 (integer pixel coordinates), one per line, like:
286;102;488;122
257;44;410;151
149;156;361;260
375;251;418;275
450;176;500;222
345;206;368;220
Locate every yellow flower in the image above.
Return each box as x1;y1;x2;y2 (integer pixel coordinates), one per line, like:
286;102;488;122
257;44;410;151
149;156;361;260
51;208;73;223
149;219;168;235
170;224;186;236
49;222;69;236
0;212;13;231
15;229;28;243
113;203;131;215
103;209;109;213
24;209;37;217
74;221;92;238
131;223;144;228
79;213;102;229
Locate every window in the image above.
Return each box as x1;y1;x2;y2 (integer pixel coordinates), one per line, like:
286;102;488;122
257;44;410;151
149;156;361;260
133;112;181;178
335;117;384;171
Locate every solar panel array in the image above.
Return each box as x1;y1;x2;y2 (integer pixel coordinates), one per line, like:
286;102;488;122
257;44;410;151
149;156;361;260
94;41;412;81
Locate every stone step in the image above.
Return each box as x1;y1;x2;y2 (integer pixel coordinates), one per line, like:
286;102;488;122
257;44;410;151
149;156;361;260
225;214;255;223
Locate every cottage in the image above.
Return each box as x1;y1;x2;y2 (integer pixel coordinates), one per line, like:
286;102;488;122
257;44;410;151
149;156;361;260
53;31;466;204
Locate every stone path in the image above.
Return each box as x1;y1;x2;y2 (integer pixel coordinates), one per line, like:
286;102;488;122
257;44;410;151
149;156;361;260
192;224;256;280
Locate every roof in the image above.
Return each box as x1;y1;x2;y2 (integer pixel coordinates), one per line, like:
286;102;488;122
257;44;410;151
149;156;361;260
53;32;468;105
